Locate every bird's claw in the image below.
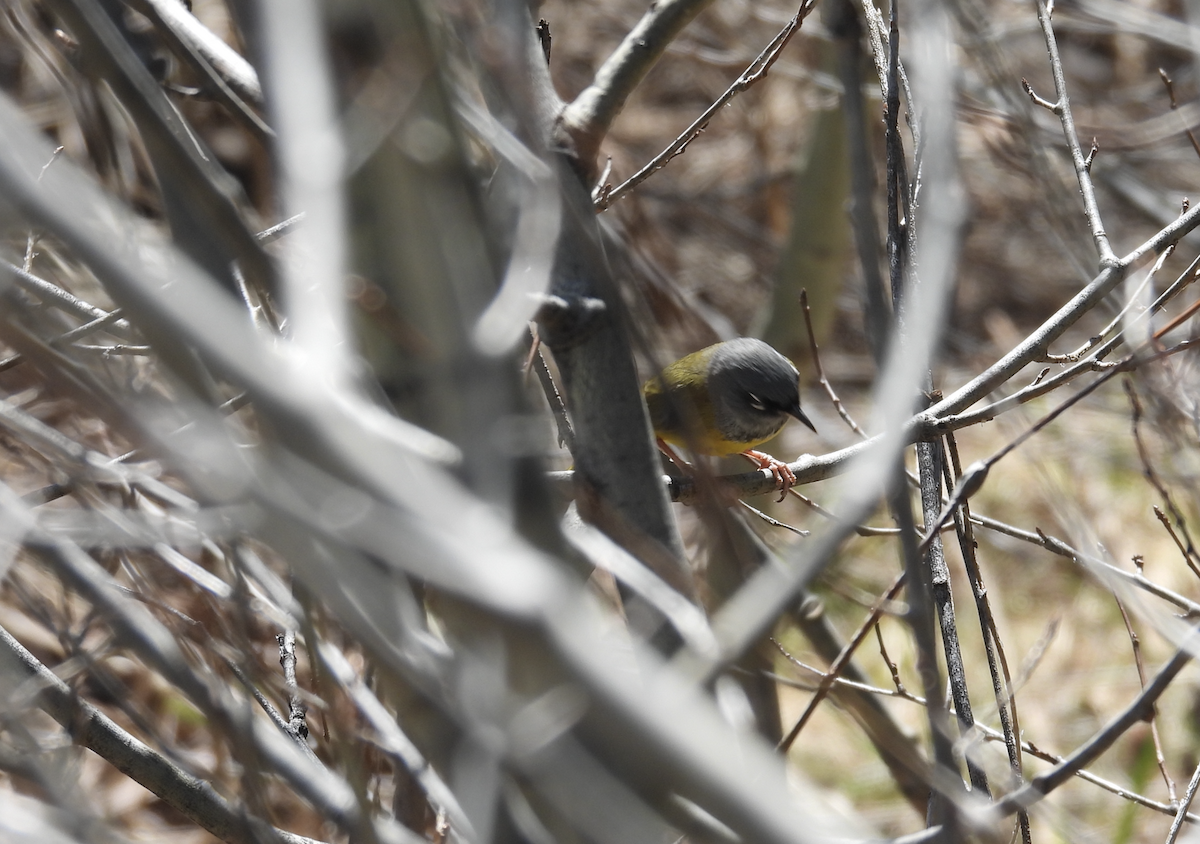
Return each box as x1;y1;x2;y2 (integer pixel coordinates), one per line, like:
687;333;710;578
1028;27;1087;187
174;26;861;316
744;450;796;502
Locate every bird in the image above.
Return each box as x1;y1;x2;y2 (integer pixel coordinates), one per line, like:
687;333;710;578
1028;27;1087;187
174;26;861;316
642;338;816;500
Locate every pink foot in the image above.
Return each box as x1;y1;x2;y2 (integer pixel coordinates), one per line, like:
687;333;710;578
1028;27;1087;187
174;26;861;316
743;450;796;502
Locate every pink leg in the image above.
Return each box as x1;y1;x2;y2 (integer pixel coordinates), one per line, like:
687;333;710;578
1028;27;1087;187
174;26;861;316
656;438;689;472
743;450;796;502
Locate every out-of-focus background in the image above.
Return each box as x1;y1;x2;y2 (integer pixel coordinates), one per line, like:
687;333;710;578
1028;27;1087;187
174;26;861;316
1;0;1200;840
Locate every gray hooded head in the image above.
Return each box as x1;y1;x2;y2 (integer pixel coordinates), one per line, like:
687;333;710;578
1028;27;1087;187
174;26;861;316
706;338;815;445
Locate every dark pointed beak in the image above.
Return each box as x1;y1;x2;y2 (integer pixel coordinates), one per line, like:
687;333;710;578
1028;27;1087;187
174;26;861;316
790;404;817;434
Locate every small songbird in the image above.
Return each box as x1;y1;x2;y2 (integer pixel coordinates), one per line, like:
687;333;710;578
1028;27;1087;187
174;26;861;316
642;338;816;499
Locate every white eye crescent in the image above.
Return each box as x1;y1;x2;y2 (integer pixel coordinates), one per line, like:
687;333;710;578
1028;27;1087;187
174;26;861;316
747;393;767;411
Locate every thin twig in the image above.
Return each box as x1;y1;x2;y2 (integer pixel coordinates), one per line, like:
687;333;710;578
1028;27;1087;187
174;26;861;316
228;658;297;737
1167;759;1200;844
0;625;323;844
1154;505;1200;582
921;337;1200;544
559;0;716;167
801;289;867;438
785;484;912;536
1032;0;1118;267
74;343;153;355
874;623;907;695
1125;380;1200;578
526;328;575;452
763;660;914;700
3;261;134;335
1040;245;1173;363
990;627;1198;818
278;631;310;746
1157;68;1200;162
991;731;1200;824
778;570;907;751
257;214;306;244
1021;78;1058;112
0;307;128;373
940;248;1200;429
770;652;1200;825
931;199;1200;419
970;512;1200;616
1112;596;1176;803
738;500;809;535
598;0;819;210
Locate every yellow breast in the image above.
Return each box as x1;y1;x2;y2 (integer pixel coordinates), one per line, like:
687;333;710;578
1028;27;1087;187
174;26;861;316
643;347;783;456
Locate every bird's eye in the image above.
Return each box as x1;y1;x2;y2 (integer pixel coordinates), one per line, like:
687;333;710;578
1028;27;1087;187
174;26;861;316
747;392;767;411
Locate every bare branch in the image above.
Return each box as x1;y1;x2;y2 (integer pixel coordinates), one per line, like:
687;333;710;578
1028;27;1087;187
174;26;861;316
1032;0;1118;267
597;0;819;209
559;0;718;168
990;627;1197;817
0;625;325;844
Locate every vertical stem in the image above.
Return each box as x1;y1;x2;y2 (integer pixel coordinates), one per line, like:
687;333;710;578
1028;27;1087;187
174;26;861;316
890;475;962;832
888;0;969;822
886;0;909;310
832;0;889;364
1032;0;1117;267
1167;759;1200;844
944;432;1030;843
917;436;989;795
